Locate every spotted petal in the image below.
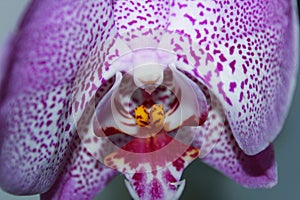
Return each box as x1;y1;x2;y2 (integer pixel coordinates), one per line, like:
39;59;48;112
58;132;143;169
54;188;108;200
0;0;118;195
188;84;277;187
166;0;299;155
179;98;277;187
110;0;299;155
200;123;277;188
40;138;116;200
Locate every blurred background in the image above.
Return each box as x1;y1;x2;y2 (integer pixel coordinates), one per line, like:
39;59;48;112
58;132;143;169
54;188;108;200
0;1;299;200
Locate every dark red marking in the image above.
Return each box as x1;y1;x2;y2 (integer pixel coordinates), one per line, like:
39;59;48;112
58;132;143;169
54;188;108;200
105;132;200;172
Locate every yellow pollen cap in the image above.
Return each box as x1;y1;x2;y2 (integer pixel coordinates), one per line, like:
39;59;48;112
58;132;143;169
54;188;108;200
134;104;165;128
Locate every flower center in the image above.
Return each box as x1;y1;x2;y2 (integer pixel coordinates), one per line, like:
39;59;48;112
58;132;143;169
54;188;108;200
89;64;209;173
134;104;165;131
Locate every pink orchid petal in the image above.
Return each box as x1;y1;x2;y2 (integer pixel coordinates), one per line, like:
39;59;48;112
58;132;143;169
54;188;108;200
193;122;277;188
113;0;171;33
40;138;116;200
165;0;299;155
186;88;277;187
0;0;117;194
0;84;74;194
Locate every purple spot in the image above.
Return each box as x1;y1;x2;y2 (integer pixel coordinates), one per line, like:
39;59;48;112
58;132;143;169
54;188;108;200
103;20;108;26
65;124;71;132
215;62;223;76
229;82;237;92
239;92;244;102
174;43;183;51
219;54;227;62
199;19;207;25
203;71;212;86
172;157;185;171
163;170;177;190
229;60;236;73
177;54;188;64
205;53;214;65
184;14;196;25
213;49;221;54
178;3;188;9
132;173;146;198
229;46;235;55
137;16;147;21
46;121;53;127
217;82;233;106
150;178;163;199
190;47;201;67
195;29;201;38
197;2;205;8
128;20;138;25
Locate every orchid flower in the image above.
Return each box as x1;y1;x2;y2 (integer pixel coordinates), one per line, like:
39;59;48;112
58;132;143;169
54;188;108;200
0;0;299;200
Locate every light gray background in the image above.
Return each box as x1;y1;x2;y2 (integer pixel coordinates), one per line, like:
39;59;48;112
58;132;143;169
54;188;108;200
0;1;299;200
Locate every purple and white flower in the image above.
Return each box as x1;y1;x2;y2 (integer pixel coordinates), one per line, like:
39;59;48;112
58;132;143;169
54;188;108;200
0;1;298;200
